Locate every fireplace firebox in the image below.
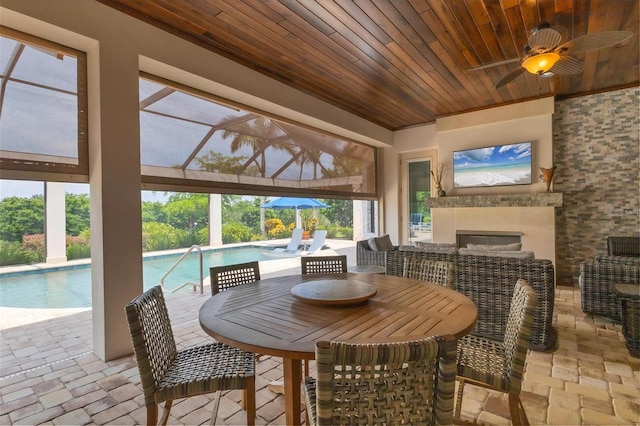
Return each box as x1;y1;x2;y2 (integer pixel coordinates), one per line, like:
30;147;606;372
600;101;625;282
456;230;522;248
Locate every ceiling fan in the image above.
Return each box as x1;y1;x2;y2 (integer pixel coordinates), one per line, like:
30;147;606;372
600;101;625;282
472;24;633;88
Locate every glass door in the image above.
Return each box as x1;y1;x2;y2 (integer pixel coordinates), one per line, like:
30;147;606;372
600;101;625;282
407;159;432;245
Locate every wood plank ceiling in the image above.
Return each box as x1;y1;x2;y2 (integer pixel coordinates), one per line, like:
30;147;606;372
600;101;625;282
98;0;639;131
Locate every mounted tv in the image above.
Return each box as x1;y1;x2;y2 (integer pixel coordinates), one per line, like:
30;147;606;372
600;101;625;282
453;142;532;188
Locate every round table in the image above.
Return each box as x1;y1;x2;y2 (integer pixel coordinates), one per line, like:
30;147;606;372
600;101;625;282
199;273;477;426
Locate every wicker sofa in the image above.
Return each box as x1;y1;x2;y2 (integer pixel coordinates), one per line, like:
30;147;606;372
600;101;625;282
385;249;556;351
579;255;640;322
356;239;397;267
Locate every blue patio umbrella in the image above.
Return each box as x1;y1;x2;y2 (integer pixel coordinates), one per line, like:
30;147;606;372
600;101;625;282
261;197;329;228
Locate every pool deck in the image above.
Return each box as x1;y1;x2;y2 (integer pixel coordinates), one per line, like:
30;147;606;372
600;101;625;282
1;240;639;425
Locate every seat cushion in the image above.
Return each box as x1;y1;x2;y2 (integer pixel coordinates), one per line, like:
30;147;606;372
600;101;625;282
458;248;534;259
467;243;522;251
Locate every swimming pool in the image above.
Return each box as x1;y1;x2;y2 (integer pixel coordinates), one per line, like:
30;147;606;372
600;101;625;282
0;246;278;309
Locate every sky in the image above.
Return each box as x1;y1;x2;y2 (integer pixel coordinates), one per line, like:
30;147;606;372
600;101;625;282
0;180;169;202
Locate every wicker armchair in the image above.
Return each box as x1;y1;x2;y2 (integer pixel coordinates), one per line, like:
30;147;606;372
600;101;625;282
356;239;395;267
610;283;640;357
579;256;639;321
303;336;457;425
608;236;640;256
301;255;348;274
402;257;455;288
125;286;256;426
455;279;537;426
210;260;261;295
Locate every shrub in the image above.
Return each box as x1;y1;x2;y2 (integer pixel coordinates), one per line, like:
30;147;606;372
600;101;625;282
0;240;27;266
265;218;287;239
21;234;45;263
222;222;253;243
67;242;91;260
143;222;178;251
326;226;353;240
175;229;206;248
66;234;91;260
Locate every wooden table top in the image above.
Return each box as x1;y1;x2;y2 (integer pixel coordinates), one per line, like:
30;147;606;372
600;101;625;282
199;273;478;360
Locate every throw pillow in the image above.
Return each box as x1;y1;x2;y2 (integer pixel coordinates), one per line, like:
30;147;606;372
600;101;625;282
367;237;379;251
467;243;522;251
374;234;395;251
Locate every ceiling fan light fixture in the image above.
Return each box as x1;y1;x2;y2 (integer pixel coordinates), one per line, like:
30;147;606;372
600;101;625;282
522;52;560;75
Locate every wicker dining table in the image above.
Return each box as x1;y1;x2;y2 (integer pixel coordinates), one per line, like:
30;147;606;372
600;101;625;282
198;272;478;426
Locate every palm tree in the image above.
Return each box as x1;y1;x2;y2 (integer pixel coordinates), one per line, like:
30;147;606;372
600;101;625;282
297;149;323;180
223;117;296;237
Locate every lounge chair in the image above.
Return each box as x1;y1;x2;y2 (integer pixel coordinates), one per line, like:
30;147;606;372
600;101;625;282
297;230;327;255
273;228;303;253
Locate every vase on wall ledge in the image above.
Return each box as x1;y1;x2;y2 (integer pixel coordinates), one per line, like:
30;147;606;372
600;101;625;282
436;185;446;197
540;166;557;192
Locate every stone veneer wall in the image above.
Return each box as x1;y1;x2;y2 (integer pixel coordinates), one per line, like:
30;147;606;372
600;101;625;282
553;86;639;285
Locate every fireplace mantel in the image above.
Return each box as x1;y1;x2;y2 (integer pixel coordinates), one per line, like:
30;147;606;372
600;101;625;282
424;192;563;208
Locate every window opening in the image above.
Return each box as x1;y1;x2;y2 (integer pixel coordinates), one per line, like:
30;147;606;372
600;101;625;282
139;74;377;199
0;27;88;178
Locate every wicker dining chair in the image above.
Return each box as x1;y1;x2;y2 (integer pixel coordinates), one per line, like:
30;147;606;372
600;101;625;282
125;286;256;426
403;257;455;289
303;335;458;425
301;255;348;274
454;278;537;425
210;260;261;295
210;261;268;364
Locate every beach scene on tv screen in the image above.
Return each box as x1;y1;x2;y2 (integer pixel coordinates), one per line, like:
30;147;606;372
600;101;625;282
453;143;532;188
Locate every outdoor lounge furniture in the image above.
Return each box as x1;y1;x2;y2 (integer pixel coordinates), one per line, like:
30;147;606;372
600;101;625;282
455;279;537;425
210;261;261;295
355;236;398;267
386;249;556;351
608;236;640;256
303;336;457;425
579;255;640;321
610;283;640;357
125;286;256;426
273;228;304;253
402;257;455;288
297;230;327;255
301;255;347;274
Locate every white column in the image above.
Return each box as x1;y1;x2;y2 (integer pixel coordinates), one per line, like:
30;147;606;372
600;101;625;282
352;200;364;241
88;40;142;361
45;182;67;264
209;194;222;246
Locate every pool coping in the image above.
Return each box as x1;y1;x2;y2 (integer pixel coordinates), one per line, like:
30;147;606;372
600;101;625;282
0;241;287;277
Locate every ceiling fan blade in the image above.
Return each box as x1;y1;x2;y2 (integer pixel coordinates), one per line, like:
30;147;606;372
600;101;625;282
528;27;562;51
549;55;583;75
557;31;633;55
468;57;521;71
495;67;526;88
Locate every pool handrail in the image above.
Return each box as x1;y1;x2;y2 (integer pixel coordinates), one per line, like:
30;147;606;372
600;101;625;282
160;245;204;294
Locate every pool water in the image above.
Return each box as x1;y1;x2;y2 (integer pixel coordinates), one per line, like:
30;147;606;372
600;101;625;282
0;247;277;309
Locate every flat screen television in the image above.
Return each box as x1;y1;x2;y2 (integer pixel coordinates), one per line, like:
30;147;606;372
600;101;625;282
453;142;532;188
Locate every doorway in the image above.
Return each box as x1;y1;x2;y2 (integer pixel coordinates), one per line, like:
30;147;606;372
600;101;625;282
401;151;436;245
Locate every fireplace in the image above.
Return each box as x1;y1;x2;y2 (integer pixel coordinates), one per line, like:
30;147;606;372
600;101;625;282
456;230;522;248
